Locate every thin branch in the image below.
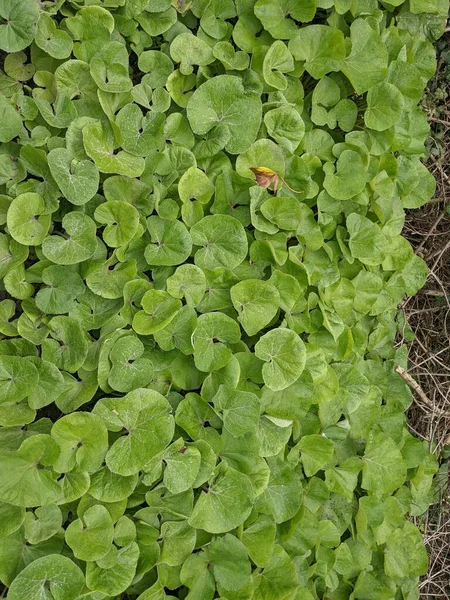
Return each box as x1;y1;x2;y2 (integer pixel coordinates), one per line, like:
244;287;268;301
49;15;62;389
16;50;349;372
395;365;447;416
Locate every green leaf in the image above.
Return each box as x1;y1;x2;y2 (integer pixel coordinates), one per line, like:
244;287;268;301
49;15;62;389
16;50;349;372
0;355;38;404
230;279;280;336
342;19;388;94
83;121;145;177
90;41;132;93
65;504;114;561
145;216;193;266
35;13;73;59
0;0;39;53
264;106;305;152
365;82;404;131
0;95;22;142
212;385;260;437
262;455;303;523
0;503;25;538
179;167;215;204
192;312;241;372
191;215;248;270
27;358;65;410
187;75;262;154
362;429;407;495
188;461;255;533
35;265;85;315
170;32;214;75
163;440;202;494
116;104;165;156
42;211;97;265
263;41;294;90
160;520;196;566
208;533;251;592
86;541;140;596
133;289;182;335
47;148;99;206
242;515;276;567
255;328;306;391
94;388;175;476
24;504;62;544
51;412;108;473
255;0;316;38
166;264;206;308
94;200;140;247
347;213;385;266
323;150;367;200
138;50;174;87
0;435;61;507
108;335;154;392
7;193;51;246
41;315;89;373
7;555;84;600
298;434;334;476
384;521;428;578
289;25;346;79
253;545;299;600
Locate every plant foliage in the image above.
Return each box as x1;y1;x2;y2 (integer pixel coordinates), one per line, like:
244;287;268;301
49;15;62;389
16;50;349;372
0;0;447;598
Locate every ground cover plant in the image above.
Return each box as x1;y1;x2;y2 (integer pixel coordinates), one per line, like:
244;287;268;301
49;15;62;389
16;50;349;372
0;0;448;598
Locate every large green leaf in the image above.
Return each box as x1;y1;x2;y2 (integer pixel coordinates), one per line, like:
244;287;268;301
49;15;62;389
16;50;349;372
255;328;306;391
94;389;175;476
7;555;84;600
187;75;262;153
189;462;255;533
362;429;407;496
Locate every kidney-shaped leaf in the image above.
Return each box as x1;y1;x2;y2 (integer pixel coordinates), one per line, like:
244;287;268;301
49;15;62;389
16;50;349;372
187;75;262;154
65;504;114;561
230;279;280;336
51;412;109;473
255;328;306;391
7;193;51;246
94;388;175;476
192;312;241;372
42;211;97;265
7;555;84;600
189;461;255;533
191;215;248;270
48;148;99;206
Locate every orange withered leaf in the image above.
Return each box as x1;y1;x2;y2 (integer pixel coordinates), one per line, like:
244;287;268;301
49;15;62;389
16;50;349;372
250;167;280;193
250;167;303;195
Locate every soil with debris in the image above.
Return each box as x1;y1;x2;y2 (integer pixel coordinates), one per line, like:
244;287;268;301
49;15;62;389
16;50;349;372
400;31;450;598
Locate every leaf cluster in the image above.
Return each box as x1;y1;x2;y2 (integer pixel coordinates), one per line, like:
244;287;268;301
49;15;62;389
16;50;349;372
0;0;447;598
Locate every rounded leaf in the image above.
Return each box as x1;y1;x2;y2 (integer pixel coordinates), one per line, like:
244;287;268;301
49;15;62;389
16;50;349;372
94;200;140;247
7;193;51;246
0;355;39;404
255;328;306;391
0;0;39;52
47;148;99;206
94;388;175;476
187;75;262;154
65;504;114;561
51;412;109;473
230;279;280;336
133;289;182;336
7;555;84;600
42;212;97;265
192;312;241;372
191;215;248;270
145;216;192;266
365;81;404;131
189;462;255;533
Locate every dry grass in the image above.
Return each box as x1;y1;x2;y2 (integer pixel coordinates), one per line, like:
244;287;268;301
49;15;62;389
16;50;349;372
398;35;450;598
